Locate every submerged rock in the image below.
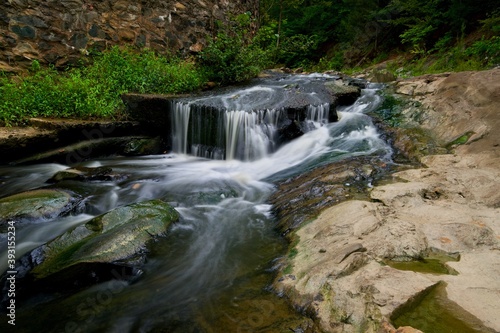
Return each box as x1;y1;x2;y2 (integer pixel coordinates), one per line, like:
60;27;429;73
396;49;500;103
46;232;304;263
123;136;163;156
47;166;120;183
31;200;179;280
269;156;392;232
0;189;81;226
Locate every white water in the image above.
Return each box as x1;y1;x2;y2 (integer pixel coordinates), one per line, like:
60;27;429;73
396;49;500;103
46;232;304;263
0;79;391;332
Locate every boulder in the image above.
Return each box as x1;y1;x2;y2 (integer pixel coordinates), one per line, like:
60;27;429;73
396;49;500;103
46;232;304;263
325;81;362;105
0;189;81;226
31;199;179;280
47;166;117;183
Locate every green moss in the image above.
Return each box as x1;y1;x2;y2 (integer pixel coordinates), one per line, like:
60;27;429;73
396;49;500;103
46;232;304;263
32;200;179;279
288;247;299;259
446;131;475;149
283;264;293;275
391;282;495;333
0;189;74;222
385;251;459;275
371;93;405;127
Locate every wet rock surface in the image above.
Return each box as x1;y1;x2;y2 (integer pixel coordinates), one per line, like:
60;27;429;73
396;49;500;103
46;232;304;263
272;69;500;333
46;166;127;183
122;73;363;152
0;188;82;227
269;156;394;233
31;199;179;281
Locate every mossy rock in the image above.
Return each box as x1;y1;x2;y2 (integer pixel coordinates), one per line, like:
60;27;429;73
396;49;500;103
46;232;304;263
0;189;79;225
31;199;179;280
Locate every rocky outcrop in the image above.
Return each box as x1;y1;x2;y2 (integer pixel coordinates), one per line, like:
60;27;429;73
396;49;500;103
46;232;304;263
269;156;391;232
273;69;500;333
0;0;258;71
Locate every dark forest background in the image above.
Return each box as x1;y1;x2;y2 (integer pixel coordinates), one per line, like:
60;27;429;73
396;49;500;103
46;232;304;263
254;0;499;70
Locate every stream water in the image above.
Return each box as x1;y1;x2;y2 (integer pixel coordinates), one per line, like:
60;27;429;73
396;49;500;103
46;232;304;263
0;74;391;332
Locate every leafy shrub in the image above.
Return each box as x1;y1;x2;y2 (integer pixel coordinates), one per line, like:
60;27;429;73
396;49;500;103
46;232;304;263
198;15;273;84
277;34;320;68
86;47;205;94
313;52;345;72
465;36;500;66
0;47;207;126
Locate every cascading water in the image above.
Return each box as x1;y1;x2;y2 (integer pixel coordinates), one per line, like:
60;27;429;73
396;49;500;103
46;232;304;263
169;75;336;161
0;74;392;332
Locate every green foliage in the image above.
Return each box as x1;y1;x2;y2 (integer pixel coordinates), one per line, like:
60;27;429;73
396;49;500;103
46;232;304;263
480;10;500;34
87;47;204;94
198;32;270;84
0;47;206;126
198;13;273;84
431;34;454;53
465;36;500;66
314;52;345;72
277;34;320;67
260;0;345;67
400;24;436;54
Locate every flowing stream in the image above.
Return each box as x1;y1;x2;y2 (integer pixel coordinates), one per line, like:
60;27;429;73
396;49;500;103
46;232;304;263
0;74;391;332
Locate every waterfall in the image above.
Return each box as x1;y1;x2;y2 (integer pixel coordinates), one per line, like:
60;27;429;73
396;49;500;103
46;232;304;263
171;101;191;154
170;101;332;161
171;101;291;161
306;103;330;123
225;109;284;160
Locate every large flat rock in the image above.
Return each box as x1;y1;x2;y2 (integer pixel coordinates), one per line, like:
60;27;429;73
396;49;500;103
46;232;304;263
273;69;500;332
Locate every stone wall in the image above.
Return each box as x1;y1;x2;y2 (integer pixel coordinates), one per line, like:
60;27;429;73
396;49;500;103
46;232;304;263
0;0;258;72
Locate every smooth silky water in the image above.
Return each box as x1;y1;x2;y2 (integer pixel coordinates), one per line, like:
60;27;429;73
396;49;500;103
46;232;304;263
0;76;391;332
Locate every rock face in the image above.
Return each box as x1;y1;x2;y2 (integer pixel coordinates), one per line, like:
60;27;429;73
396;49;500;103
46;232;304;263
0;0;258;71
273;69;500;333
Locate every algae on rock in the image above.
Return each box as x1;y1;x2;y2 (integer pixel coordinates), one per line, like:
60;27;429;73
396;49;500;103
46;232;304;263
32;199;179;279
0;189;80;225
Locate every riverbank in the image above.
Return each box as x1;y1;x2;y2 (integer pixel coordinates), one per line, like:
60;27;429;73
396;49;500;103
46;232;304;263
272;68;500;332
